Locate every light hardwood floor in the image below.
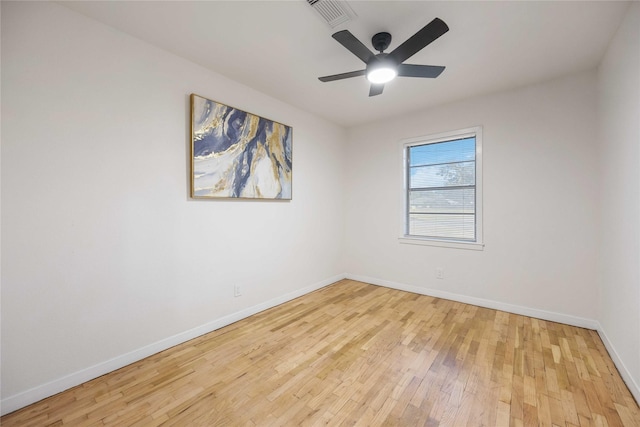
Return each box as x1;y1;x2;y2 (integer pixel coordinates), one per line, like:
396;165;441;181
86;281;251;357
2;280;639;426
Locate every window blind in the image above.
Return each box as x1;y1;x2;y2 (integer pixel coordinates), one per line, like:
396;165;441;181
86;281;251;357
407;137;476;241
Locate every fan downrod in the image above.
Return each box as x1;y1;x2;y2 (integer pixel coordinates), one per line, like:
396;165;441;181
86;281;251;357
371;32;392;53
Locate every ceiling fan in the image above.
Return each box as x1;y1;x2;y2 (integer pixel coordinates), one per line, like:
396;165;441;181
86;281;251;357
318;18;449;96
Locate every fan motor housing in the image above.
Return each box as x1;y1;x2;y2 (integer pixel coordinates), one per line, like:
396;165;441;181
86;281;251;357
366;53;396;72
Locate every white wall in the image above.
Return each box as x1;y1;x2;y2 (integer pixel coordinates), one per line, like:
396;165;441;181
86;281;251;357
1;1;345;411
344;71;600;324
597;2;640;401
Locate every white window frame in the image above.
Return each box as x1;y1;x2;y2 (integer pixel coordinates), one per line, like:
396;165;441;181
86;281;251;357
399;126;484;250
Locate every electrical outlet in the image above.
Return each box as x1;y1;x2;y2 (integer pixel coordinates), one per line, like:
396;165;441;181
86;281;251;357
436;268;444;279
234;285;242;297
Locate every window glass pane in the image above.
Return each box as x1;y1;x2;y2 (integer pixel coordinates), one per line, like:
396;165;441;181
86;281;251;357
404;130;480;243
409;137;475;167
409;188;475;214
409;161;475;188
409;214;475;240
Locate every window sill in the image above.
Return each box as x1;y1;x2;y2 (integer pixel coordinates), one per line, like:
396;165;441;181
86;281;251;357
398;236;484;251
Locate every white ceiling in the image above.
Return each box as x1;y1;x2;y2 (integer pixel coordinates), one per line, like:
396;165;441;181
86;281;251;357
59;1;630;128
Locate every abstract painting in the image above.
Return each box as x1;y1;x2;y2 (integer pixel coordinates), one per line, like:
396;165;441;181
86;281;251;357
190;94;292;199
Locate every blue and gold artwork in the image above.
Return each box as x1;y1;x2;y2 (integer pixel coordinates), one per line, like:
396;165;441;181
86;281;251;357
191;94;292;199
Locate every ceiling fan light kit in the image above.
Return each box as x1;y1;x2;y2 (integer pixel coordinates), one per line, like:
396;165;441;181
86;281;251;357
319;18;449;96
366;56;397;84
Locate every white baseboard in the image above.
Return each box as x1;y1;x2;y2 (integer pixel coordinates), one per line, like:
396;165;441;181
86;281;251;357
345;273;599;330
0;273;345;416
596;324;640;404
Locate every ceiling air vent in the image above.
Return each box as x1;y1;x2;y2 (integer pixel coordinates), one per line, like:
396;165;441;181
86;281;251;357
306;0;357;28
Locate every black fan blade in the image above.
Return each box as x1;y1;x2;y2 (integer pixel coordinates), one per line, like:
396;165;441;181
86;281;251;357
397;64;445;78
369;84;384;97
332;30;375;63
389;18;449;64
318;69;366;82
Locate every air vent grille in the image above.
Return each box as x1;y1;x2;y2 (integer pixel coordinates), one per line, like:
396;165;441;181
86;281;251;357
306;0;356;28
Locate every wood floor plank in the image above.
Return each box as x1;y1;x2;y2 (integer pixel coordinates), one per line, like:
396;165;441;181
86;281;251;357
2;280;639;426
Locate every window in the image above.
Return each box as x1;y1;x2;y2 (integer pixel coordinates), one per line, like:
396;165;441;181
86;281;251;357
400;127;483;250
